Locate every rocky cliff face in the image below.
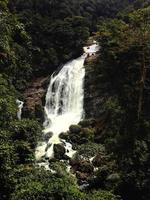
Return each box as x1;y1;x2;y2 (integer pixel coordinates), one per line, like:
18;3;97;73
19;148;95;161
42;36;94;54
22;76;49;120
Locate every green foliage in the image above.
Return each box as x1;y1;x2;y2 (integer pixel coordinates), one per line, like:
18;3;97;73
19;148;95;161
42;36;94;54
0;74;17;127
0;10;32;90
96;6;150;200
87;190;119;200
11;168;86;200
0;74;42;199
76;143;105;161
0;140;16;199
98;7;150;120
7;1;90;77
10;166;119;200
0;1;150;200
10;119;42;148
0;0;9;11
6;0;139;80
0;98;16;125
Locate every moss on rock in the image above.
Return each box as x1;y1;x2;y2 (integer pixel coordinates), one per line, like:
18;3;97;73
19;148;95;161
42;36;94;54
69;125;81;134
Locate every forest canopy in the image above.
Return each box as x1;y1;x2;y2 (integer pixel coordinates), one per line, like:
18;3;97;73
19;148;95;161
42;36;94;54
0;0;150;200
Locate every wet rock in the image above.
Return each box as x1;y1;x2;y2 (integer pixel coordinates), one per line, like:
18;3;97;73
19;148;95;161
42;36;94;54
69;134;87;145
59;132;69;140
44;132;53;142
54;144;66;159
71;135;87;145
63;154;70;160
48;157;57;163
70;134;80;144
45;143;52;152
69;125;81;134
69;127;94;144
37;158;46;163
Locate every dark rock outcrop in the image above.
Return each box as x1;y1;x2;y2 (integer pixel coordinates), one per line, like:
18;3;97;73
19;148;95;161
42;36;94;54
70;158;94;183
54;143;66;159
44;132;53;142
23;76;49;119
68;124;95;144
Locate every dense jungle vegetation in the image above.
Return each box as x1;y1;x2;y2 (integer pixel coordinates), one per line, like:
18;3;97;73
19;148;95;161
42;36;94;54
0;0;150;200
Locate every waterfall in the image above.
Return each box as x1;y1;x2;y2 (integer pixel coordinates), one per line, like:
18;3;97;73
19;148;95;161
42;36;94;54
44;55;86;136
16;99;24;120
35;42;99;163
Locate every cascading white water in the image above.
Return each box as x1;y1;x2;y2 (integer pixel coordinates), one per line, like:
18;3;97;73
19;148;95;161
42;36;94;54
44;55;86;137
16;99;24;120
83;43;100;56
35;43;99;162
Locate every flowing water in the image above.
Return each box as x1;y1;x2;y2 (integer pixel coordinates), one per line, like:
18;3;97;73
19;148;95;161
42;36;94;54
35;43;99;164
16;99;24;120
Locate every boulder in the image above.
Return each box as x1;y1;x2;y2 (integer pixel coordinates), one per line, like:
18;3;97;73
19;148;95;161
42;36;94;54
70;134;89;145
69;127;94;144
69;125;81;134
45;143;52;152
59;132;69;140
63;154;70;160
54;143;66;159
44;132;53;142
